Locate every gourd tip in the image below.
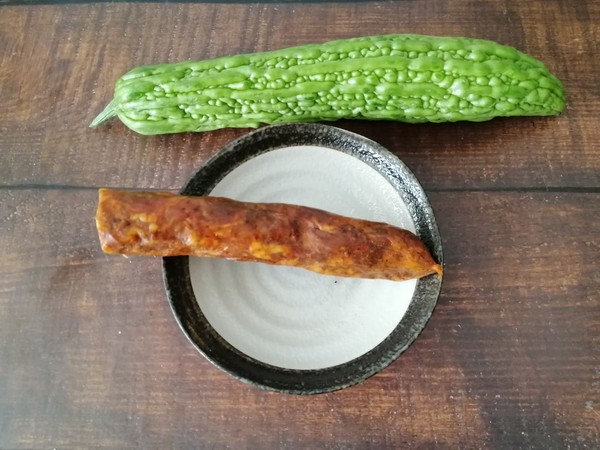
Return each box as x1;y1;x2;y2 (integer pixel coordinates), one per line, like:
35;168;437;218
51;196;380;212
90;100;117;128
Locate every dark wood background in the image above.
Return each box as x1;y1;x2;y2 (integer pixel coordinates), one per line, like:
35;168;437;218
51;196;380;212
1;1;599;448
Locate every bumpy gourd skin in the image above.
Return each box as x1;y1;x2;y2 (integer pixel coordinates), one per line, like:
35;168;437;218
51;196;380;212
91;34;566;135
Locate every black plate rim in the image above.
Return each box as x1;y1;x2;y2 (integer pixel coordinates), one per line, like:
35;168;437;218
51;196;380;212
162;123;443;395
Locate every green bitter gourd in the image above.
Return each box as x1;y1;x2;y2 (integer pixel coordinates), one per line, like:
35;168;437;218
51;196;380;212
90;34;566;135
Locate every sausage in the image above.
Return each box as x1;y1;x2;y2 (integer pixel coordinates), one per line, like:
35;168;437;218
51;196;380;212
96;188;442;281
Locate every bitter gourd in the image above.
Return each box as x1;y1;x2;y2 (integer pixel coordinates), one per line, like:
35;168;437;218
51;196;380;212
90;34;565;135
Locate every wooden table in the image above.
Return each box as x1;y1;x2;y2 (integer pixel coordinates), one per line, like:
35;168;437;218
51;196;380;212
1;1;598;448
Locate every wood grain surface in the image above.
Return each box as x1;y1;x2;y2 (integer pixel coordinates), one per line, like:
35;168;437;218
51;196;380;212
1;1;599;448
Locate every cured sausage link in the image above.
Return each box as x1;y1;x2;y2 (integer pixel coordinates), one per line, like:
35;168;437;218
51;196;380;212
96;188;442;281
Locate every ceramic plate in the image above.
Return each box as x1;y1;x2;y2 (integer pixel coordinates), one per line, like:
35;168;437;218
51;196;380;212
163;123;443;394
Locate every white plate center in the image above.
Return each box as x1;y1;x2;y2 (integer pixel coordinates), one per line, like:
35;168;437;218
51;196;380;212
189;145;417;370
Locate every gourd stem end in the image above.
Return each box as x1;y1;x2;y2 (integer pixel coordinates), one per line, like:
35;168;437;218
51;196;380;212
90;100;117;128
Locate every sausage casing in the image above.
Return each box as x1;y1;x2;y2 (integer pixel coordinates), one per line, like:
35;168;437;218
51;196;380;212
96;188;442;281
